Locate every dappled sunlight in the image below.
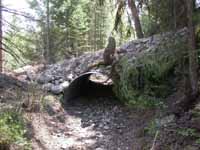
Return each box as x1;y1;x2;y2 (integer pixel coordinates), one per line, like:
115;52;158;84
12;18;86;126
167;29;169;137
29;109;104;150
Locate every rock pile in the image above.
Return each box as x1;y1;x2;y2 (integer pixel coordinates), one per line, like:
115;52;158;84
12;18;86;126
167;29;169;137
11;28;188;95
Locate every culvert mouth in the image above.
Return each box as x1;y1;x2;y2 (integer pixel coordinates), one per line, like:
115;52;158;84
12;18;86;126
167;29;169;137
63;72;114;103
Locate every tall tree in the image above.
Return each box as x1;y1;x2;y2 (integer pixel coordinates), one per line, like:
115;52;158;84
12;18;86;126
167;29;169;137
45;0;50;63
186;0;199;97
44;0;110;53
0;0;2;72
113;0;144;39
128;0;144;38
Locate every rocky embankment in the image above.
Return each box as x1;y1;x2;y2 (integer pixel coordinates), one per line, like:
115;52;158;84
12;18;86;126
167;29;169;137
10;28;187;95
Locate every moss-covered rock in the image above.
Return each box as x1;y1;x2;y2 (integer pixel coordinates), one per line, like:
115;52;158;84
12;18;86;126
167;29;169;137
113;28;188;108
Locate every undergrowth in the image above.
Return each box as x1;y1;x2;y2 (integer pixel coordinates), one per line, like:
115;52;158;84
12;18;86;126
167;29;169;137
113;36;187;109
0;111;31;149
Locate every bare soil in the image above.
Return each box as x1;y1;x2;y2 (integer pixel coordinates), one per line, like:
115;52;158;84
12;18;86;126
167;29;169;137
27;96;155;150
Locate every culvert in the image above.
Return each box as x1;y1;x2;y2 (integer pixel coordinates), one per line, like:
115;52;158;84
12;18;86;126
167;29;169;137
63;72;114;102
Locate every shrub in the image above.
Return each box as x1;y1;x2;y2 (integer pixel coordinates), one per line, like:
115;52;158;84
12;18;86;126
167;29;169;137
0;111;30;149
113;36;186;108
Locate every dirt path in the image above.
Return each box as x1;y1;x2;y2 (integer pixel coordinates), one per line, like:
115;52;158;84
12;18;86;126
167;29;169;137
28;96;155;150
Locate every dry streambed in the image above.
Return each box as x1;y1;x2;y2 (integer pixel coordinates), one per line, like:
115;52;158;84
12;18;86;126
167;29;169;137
29;95;155;150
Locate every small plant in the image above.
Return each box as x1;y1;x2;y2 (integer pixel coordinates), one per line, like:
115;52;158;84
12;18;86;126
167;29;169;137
176;127;200;146
0;111;31;149
41;95;56;110
22;84;46;112
195;138;200;145
177;127;198;137
144;120;159;136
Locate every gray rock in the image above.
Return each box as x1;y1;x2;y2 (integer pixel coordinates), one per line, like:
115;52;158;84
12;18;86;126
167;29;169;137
95;148;104;150
67;73;74;81
37;74;53;84
98;124;104;128
60;81;70;89
42;83;53;91
54;80;60;85
103;125;109;130
51;85;63;94
156;115;175;127
26;70;36;81
59;78;64;83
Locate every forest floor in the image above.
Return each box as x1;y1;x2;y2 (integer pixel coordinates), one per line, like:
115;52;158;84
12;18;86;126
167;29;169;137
1;76;200;150
27;95;155;150
0;79;156;150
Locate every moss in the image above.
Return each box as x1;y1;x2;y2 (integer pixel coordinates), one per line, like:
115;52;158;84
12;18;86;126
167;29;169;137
113;38;186;108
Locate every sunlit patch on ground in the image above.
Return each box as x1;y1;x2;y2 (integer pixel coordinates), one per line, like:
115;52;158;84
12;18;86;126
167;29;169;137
30;113;102;150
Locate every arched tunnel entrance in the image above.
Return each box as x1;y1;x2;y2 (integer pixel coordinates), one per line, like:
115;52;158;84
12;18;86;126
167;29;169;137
63;72;115;103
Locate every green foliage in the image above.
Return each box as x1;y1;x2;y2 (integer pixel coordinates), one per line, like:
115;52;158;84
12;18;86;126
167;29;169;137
4;0;115;67
0;111;30;149
197;24;200;48
113;56;170;108
195;138;200;145
140;14;159;37
141;0;187;36
177;128;197;137
113;38;186;108
176;127;200;145
41;95;56;110
27;0;113;62
3;15;38;69
4;0;200;68
144;120;160;136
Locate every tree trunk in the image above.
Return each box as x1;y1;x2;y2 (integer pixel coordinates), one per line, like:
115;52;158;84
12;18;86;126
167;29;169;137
186;0;198;97
0;0;3;72
127;0;144;39
45;0;50;63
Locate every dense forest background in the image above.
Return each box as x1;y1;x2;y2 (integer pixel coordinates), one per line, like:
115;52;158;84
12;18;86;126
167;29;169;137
5;0;199;69
4;0;122;68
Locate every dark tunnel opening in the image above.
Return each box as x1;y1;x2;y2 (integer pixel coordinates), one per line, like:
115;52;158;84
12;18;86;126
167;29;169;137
63;72;115;104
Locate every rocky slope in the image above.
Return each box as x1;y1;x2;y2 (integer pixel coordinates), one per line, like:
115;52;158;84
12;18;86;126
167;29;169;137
10;28;187;96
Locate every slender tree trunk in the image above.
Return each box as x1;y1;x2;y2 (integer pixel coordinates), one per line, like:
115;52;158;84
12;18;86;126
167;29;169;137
186;0;198;96
94;5;97;51
0;0;3;72
127;0;144;39
46;0;50;63
173;0;177;29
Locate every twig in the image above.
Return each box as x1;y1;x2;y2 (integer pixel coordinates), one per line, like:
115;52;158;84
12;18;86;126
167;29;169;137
2;7;42;22
3;37;27;56
4;30;38;44
150;130;159;150
2;42;26;65
2;18;38;34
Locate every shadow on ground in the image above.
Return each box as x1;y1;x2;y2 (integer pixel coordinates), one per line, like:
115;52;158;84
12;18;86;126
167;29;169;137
60;95;155;150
